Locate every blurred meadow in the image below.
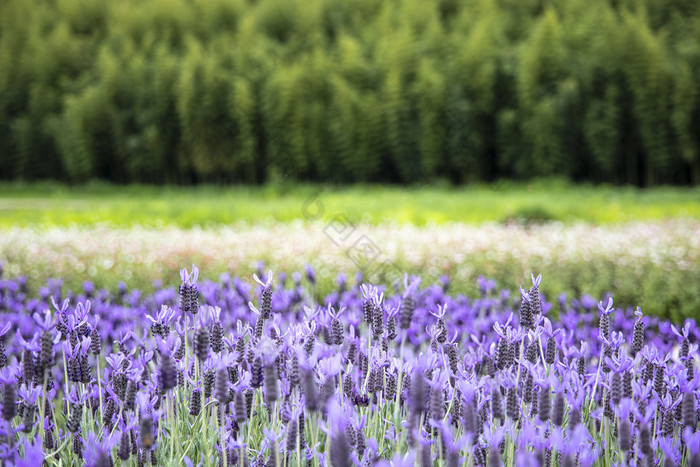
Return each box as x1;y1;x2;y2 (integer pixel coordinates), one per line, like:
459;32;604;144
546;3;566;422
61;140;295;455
1;181;699;227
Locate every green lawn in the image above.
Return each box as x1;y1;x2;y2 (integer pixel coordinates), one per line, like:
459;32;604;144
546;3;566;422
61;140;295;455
1;179;699;227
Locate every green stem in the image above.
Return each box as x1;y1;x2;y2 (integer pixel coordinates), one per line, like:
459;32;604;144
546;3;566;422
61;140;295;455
296;420;302;467
220;405;228;467
46;436;72;458
96;357;104;433
587;346;605;421
515;337;525;391
538;336;548;374
62;356;71;418
38;373;48;443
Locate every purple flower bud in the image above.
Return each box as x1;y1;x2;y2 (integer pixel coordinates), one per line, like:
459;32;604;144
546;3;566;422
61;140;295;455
194;326;210;362
1;382;16;421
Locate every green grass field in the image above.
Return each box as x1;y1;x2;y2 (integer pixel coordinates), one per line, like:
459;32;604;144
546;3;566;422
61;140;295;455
1;180;699;227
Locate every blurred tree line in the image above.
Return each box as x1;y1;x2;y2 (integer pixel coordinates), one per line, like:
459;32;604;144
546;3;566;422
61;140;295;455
1;0;699;185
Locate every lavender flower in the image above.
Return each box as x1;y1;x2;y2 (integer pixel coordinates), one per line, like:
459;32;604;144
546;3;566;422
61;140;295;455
89;319;102;356
234;389;247;423
429;304;449;344
528;274;543;317
159;352;177;394
215;368;230;405
399;275;420;330
253;271;273;319
428;371;447;421
0;368;17;421
328;305;346;346
327;401;351;467
672;322;692;359
632;307;645;353
178;265;200;314
410;367;427;414
519;287;534;330
0;322;11;367
145;305;174;339
597;298;614;342
194;324;210;363
34;310;59;371
190;386;202;416
209;307;224;354
66;390;85;433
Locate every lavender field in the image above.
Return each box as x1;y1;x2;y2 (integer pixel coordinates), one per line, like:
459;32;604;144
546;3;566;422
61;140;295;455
0;258;699;466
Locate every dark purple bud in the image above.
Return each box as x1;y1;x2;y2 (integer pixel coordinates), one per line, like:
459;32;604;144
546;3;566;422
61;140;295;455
21;403;35;432
159;354;177;393
22;350;35;388
251;357;263;389
410;371;427;414
431;386;445;421
234;391;247;423
73;433;83;459
330;432;350;467
632;320;645;354
545;338;556;365
506;387;519;421
211;322;224;354
215;369;230;404
194;326;210;362
552;393;565;426
125;380;138;411
302;369;318;412
491;388;503;420
190;388;202;417
611;373;622;406
203;370;215;398
683;392;696;427
639;424;652;455
67;402;83;432
90;327;102;355
264;364;278;403
399;296;415;330
538;385;550;422
118;430;130;461
619;418;632;451
286;418;298;453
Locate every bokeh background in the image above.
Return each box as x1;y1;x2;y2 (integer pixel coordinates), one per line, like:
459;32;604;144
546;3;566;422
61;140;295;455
1;0;699;318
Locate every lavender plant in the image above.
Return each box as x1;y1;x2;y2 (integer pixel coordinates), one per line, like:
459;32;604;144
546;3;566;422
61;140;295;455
0;265;697;466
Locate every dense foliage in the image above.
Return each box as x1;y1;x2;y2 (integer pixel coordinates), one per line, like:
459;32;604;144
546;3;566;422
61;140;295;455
0;266;699;466
1;0;699;185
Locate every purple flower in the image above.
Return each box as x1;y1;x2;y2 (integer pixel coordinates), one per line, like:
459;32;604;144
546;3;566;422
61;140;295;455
597;298;614;315
401;274;421;297
254;270;273;289
304;265;316;285
145;305;175;327
493;313;514;338
684;427;700;455
539;317;560;340
32;311;56;332
180;265;199;285
16;436;44;467
671;322;691;341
